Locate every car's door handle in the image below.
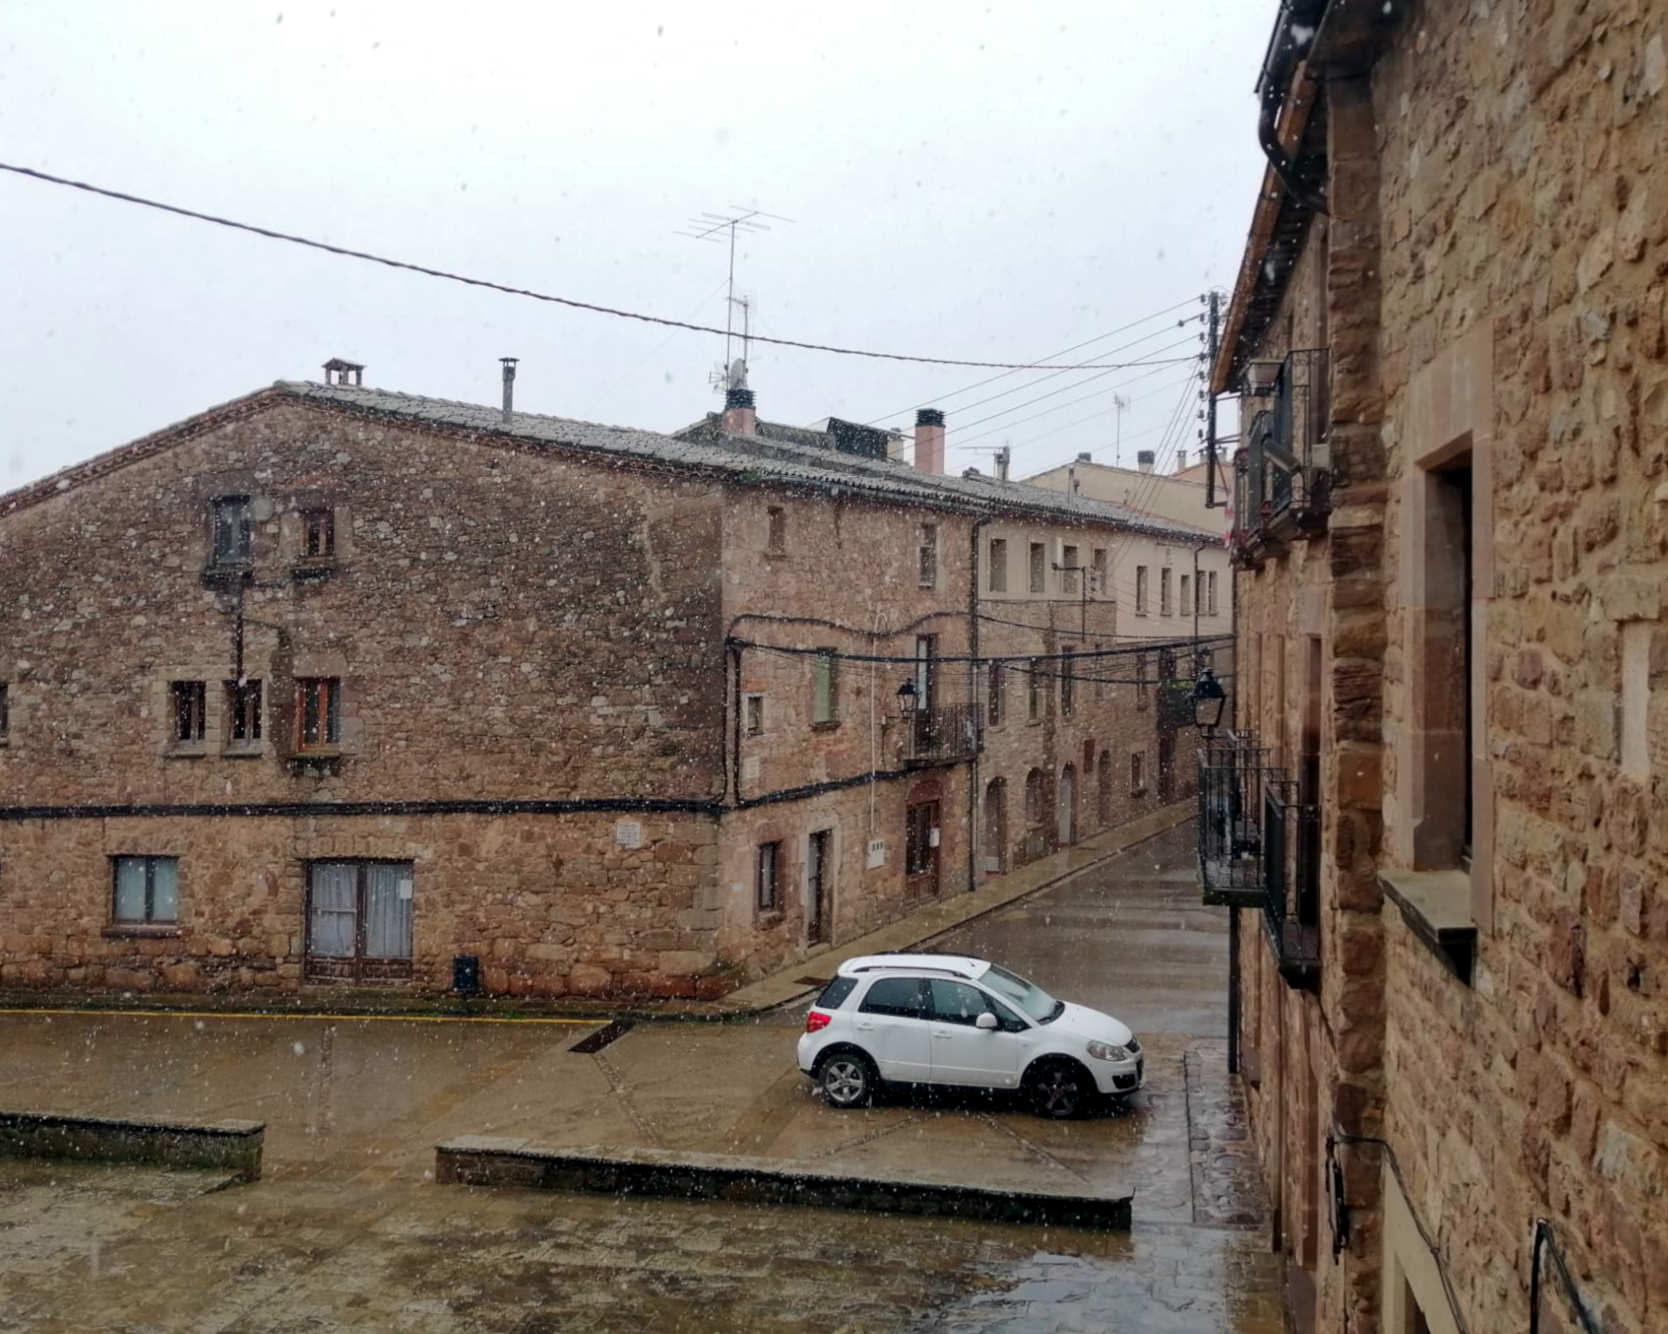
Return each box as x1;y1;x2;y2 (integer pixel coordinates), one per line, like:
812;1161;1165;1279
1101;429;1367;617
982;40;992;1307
854;1021;875;1031
932;1030;954;1039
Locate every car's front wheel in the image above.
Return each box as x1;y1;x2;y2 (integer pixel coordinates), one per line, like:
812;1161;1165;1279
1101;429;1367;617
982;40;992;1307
816;1050;877;1109
1025;1058;1092;1119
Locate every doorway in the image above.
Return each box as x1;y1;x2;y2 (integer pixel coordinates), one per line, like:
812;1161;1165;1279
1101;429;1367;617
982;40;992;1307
983;779;1007;875
1058;764;1077;846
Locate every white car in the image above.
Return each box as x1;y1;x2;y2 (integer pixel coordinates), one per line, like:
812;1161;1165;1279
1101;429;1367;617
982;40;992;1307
796;953;1144;1119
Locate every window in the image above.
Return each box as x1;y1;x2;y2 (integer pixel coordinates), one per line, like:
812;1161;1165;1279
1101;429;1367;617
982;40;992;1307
306;861;414;982
112;855;179;924
929;979;1002;1027
170;680;206;743
1135;565;1149;614
987;537;1008;593
756;841;780;912
816;975;859;1010
1180;575;1191;617
1024;768;1046;823
212;496;251;566
913;636;937;712
1160;567;1173;616
1027;659;1042;722
860;976;927;1018
987;661;1004;728
766;505;786;555
904;802;939;876
1131;751;1146;793
1208;571;1219;616
1136;652;1149;710
1061;544;1080;595
1060;652;1074;716
296;678;341;750
1090;547;1106;596
918;523;938;588
301;508;335;558
744;693;765;737
0;683;8;743
1028;541;1046;594
225;679;262;746
811;651;837;725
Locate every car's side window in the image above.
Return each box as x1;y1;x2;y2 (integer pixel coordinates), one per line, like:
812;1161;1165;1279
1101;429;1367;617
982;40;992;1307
859;976;927;1018
928;979;993;1027
816;976;858;1010
980;992;1029;1032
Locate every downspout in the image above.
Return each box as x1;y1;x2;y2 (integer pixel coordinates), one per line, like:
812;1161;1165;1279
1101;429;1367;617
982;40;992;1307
728;642;743;804
1257;2;1330;217
968;516;987;893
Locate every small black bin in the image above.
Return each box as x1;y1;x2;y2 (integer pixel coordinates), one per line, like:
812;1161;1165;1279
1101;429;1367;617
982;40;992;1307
452;954;482;996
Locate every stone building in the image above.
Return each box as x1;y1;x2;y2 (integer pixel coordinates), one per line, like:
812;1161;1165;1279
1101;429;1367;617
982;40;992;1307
0;368;1209;1000
1200;3;1668;1333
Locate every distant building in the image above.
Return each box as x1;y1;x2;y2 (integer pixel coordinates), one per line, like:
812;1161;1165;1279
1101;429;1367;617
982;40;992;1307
0;369;1219;1000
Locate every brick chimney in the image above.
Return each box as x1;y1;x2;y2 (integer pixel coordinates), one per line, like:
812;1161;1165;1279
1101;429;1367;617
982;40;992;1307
914;408;945;475
722;387;757;436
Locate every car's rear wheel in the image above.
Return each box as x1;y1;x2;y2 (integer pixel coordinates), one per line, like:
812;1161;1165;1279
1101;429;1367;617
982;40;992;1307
816;1050;877;1109
1025;1058;1092;1119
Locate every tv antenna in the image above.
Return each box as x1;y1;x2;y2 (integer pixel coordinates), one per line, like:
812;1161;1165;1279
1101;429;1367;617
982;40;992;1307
675;206;793;393
1112;394;1131;466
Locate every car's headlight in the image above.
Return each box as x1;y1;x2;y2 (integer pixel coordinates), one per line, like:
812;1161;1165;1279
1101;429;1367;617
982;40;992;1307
1086;1041;1130;1062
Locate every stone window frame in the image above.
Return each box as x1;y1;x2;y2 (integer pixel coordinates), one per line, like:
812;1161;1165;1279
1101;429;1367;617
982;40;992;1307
1180;574;1192;618
223;678;264;755
295;676;343;753
1160;567;1173;617
1208;571;1219;617
987;537;1008;594
918;523;939;589
1395;326;1495;934
756;840;782;914
1060;543;1081;597
1028;541;1047;595
1135;565;1149;615
168;679;208;754
209;495;253;568
810;650;839;728
108;854;181;934
743;693;766;738
765;505;787;557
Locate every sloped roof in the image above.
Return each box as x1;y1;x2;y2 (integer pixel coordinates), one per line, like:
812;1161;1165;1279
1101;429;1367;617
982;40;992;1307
1;380;1203;540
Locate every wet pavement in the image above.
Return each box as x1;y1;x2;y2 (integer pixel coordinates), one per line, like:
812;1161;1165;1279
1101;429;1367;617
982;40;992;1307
0;821;1281;1332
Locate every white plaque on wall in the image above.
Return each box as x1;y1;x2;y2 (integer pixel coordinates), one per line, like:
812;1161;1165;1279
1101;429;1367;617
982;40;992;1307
866;838;887;870
615;820;644;849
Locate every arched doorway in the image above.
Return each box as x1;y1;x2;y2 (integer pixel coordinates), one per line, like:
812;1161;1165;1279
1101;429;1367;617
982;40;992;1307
1058;764;1077;846
983;778;1007;876
1098;749;1113;825
1023;768;1047;863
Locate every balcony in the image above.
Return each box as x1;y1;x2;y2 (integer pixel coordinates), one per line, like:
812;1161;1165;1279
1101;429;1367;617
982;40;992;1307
902;702;982;768
1260;778;1321;990
1197;732;1280;908
1229;348;1331;567
1195;733;1320;990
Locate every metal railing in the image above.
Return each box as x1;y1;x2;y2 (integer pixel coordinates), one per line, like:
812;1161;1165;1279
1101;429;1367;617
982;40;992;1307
1196;731;1281;903
1232;349;1331;563
904;702;982;767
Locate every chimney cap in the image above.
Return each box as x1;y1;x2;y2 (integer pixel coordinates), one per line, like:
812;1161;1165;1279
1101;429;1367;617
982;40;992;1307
724;387;756;410
323;358;365;386
1137;450;1156;465
500;356;519;368
1077;451;1092;462
916;408;945;427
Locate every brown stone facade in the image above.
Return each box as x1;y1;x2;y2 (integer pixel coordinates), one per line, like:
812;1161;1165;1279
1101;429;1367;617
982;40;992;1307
1;385;1204;999
1212;4;1668;1333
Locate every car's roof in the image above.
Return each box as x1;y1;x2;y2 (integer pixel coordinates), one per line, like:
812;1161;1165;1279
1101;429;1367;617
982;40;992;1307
836;953;991;980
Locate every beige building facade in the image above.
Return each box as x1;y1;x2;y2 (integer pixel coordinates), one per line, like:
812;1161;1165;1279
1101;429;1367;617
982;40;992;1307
1201;4;1668;1334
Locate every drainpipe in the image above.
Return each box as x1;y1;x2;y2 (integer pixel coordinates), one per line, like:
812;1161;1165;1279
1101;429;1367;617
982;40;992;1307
968;515;987;893
1257;1;1331;216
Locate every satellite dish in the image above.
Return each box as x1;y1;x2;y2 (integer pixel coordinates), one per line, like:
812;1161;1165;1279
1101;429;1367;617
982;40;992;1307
727;358;749;390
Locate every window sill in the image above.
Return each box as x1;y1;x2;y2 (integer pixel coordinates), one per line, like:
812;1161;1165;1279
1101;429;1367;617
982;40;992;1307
1130;787;1147;797
103;924;181;939
810;720;840;733
165;743;208;759
1378;867;1477;986
200;563;252;588
291;560;337;583
287;749;344;774
221;744;265;760
755;910;784;928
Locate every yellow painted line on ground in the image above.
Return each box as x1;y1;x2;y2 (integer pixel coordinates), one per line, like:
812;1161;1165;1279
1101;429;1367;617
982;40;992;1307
2;1008;599;1025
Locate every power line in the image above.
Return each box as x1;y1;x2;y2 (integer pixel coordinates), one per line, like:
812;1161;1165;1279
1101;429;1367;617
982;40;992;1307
862;295;1204;426
955;364;1201;452
2;160;1192;374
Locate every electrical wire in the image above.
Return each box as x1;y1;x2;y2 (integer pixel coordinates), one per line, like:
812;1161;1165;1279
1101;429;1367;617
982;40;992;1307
1;160;1195;374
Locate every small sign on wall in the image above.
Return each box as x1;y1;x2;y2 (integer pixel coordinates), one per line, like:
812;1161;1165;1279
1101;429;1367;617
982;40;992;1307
615;820;644;849
742;756;761;782
866;838;887;869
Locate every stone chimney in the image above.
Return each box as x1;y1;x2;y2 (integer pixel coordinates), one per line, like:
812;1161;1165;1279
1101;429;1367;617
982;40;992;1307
500;357;518;422
1137;449;1155;475
996;445;1011;482
1176;450;1188;472
722;387;757;436
914;408;945;475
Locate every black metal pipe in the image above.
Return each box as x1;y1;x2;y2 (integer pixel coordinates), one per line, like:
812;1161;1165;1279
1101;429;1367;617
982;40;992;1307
1256;1;1330;216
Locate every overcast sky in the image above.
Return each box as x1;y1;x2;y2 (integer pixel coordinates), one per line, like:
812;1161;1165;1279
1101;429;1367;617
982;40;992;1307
1;1;1271;492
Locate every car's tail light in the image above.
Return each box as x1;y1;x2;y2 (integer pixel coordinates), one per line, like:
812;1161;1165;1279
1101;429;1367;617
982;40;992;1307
805;1010;832;1034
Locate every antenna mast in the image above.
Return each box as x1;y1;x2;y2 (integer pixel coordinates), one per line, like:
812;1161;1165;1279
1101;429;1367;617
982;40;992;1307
674;206;793;394
1112;394;1131;466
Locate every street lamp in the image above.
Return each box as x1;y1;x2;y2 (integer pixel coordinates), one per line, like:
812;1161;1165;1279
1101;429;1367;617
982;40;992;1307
1192;669;1227;737
895;679;919;716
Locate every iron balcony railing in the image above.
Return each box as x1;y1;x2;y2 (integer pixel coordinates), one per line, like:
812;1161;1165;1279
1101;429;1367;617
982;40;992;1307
903;702;982;767
1197;731;1282;906
1261;777;1321;988
1230;348;1331;564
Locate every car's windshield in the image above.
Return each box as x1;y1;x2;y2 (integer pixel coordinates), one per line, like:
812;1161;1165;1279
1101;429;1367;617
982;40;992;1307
980;964;1062;1024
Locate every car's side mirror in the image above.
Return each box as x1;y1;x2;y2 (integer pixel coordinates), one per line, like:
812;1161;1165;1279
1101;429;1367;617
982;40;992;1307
975;1012;999;1031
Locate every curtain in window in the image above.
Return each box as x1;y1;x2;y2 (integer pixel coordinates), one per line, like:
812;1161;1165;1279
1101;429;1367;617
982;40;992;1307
309;863;358;957
114;857;149;921
151;858;179;921
364;863;413;959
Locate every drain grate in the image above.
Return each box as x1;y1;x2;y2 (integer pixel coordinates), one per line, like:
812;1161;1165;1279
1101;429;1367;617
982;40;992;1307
569;1019;635;1054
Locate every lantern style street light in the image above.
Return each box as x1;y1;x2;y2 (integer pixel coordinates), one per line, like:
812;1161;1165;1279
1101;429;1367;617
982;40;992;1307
1192;668;1227;736
896;679;919;716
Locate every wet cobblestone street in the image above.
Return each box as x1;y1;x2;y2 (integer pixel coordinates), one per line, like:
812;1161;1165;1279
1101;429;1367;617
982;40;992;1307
0;823;1283;1332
